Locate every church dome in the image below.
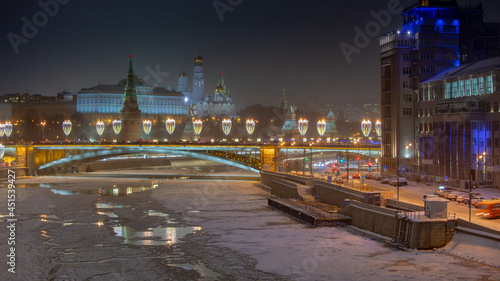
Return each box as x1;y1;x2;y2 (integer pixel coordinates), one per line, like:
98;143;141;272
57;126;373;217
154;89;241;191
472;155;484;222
194;55;203;64
215;82;224;93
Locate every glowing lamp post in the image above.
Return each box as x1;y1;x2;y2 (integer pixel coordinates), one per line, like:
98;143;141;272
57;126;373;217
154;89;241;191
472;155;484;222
62;120;72;136
165;118;176;135
143;120;152;140
298;119;308;142
193;119;203;135
0;123;4;137
96;120;105;137
375;120;382;137
361;120;372;138
4;122;13;138
246;119;255;136
317;120;326;137
222;118;232;136
112;120;122;135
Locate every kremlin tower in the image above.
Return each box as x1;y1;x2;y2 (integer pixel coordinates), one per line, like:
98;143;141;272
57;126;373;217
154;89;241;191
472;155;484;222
119;55;142;142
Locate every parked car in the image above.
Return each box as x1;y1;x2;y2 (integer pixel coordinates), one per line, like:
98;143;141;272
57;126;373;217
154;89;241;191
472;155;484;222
438;190;452;197
445;192;459;201
374;174;383;181
390;178;408;186
381;177;392;184
352;173;361;179
462;196;484;206
333;178;344;184
296;171;303;176
456;195;466;203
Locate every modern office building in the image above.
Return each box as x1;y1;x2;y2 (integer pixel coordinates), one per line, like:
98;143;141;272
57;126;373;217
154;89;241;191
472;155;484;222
417;56;500;188
379;0;500;175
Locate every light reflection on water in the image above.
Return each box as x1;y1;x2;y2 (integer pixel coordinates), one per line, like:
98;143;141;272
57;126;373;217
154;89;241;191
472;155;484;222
112;225;202;246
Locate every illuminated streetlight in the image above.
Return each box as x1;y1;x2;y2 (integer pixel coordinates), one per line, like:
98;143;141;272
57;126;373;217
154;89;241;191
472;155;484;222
298;119;308;137
246;119;255;136
375;120;382;137
4;122;13;138
62;120;72;136
317;119;326;137
143;120;152;139
222;118;232;136
40;121;46;140
361;119;372;138
165;118;176;135
193;119;203;135
112;120;122;135
96;120;105;136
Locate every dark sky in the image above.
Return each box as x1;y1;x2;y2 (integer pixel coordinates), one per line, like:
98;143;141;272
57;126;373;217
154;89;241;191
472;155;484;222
2;0;500;110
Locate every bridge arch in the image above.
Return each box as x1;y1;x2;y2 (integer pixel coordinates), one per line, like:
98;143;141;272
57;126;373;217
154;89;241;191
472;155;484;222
37;147;260;174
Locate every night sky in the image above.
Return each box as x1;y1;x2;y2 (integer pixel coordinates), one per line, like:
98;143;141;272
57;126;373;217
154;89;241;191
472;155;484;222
2;0;500;110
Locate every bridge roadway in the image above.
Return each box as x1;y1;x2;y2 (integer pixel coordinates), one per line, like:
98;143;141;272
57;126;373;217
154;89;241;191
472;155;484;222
1;144;380;175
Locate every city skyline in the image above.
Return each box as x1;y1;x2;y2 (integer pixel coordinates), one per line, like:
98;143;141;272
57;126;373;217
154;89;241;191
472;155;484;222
3;0;500;110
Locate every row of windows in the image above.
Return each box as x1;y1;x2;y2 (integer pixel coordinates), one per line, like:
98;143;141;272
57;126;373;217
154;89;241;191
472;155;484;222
444;75;498;99
420;40;458;47
420;25;457;33
402;66;436;76
77;107;185;115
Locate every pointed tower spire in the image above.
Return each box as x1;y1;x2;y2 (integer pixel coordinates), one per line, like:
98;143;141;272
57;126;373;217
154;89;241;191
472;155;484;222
128;54;133;74
124;54;137;99
220;73;226;94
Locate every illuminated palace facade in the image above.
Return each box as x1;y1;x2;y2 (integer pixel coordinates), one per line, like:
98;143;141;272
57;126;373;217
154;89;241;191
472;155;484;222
77;79;186;117
380;0;500;178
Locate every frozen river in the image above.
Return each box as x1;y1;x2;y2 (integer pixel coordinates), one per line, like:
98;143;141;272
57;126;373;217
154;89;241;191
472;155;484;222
1;161;500;280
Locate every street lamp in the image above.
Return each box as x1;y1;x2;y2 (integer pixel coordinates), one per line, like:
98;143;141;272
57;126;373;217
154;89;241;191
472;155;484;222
40;121;46;140
62;120;72;136
317;120;326;137
143;120;152;140
479;151;486;183
246;119;255;136
375;120;382;137
222;118;232;136
165;118;176;135
396;143;412;201
361;120;372;138
193;119;203;136
4;122;13;138
0;144;4;159
298;119;308;142
96;120;105;138
112;120;122;135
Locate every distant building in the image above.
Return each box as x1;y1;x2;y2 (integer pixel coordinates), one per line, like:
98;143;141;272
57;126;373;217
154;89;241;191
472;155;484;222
280;105;299;139
178;53;238;119
192;74;237;119
324;110;338;139
343;104;380;123
0;104;12;123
